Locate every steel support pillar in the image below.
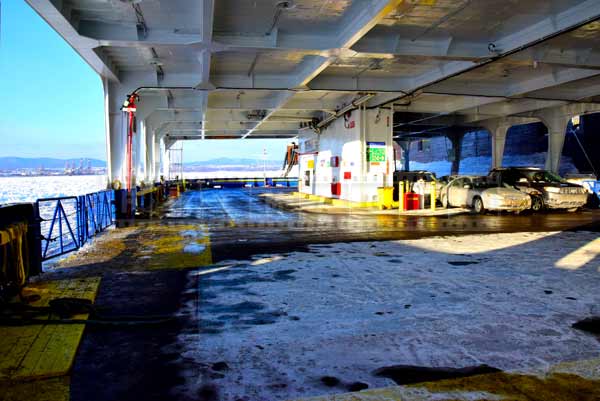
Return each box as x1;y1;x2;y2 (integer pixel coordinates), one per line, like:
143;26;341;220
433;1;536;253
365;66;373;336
103;71;162;186
483;121;508;170
103;80;128;187
398;141;410;171
145;129;156;183
448;130;464;175
537;114;570;173
482;117;540;171
491;126;508;169
136;95;167;184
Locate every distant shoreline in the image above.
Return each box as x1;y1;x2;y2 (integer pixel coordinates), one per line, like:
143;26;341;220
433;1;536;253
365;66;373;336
0;173;106;178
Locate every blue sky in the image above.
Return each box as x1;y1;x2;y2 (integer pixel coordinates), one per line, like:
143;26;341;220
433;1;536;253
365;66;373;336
0;1;288;162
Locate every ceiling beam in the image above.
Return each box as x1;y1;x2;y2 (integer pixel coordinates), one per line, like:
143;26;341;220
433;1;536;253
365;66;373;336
404;0;600;102
458;99;567;124
25;0;119;81
77;21;203;47
507;67;600;98
242;0;402;138
426;65;600;99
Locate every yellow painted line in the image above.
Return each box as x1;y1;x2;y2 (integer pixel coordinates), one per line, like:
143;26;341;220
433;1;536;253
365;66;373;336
0;376;70;401
287;192;377;208
135;223;213;270
136;187;158;196
0;277;101;382
331;198;378;208
293;358;600;401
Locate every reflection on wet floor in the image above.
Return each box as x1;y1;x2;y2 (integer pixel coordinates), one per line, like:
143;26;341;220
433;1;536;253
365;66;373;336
164;188;298;226
50;188;600;401
161;189;600;264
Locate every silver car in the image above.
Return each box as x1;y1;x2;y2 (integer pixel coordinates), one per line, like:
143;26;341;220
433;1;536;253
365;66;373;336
441;176;532;213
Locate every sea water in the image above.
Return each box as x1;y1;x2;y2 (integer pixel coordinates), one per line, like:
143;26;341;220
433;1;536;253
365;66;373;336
0;175;107;205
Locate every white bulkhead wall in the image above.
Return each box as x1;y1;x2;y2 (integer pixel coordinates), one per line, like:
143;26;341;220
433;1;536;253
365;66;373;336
298;107;393;202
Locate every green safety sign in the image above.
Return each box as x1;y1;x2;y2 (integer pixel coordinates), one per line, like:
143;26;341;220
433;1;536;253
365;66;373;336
367;145;386;162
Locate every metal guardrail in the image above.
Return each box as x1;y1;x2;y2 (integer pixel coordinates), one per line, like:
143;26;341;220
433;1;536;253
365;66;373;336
37;190;114;261
78;190;114;246
583;180;600;201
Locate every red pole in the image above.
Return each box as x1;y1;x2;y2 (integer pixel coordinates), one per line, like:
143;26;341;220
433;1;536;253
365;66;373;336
122;93;138;217
127;110;134;192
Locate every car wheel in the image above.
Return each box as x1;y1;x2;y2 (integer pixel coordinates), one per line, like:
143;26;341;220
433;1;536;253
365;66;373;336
530;195;543;212
473;197;485;214
441;195;448;208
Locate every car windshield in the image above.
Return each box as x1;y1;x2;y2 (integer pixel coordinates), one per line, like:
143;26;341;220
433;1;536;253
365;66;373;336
396;172;436;182
519;170;565;184
472;179;512;189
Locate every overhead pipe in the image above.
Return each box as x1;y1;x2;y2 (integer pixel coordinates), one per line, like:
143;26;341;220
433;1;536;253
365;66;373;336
315;93;375;131
368;12;600;110
128;86;599;107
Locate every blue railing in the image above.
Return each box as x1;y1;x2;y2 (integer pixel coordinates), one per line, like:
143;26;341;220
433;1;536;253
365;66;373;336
78;190;114;246
37;190;114;261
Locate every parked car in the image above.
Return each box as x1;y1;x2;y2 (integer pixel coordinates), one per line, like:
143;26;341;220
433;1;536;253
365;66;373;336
488;167;587;212
441;175;531;214
564;173;597;190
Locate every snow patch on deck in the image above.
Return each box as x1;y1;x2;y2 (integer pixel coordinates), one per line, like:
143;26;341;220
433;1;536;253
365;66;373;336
173;231;600;400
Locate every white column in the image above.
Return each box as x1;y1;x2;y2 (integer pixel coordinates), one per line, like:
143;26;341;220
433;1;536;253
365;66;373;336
104;81;127;186
135;119;146;185
102;78;113;188
103;71;162;186
162;138;171;179
482;120;510;170
145;128;154;183
135;95;166;186
539;115;569;173
491;126;509;169
153;135;162;182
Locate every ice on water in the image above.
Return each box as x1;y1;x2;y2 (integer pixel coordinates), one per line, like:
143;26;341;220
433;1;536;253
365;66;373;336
0;175;107;205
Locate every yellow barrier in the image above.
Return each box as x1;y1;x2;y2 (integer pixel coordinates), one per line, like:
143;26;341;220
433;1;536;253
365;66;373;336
377;187;394;210
0;221;29;288
431;181;437;211
398;181;405;212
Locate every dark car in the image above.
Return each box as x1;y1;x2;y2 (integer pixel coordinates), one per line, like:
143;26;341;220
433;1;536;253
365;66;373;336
488;167;587;212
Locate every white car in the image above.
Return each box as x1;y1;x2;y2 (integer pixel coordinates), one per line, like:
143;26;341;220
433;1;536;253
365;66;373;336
441;176;532;213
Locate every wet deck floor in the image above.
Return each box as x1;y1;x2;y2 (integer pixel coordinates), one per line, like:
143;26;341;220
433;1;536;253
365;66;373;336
163;188;600;262
38;188;600;401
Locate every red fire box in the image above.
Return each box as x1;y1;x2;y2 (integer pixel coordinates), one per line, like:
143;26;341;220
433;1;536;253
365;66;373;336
404;192;420;210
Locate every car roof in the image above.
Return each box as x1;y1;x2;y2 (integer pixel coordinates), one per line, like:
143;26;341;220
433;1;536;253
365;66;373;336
449;175;486;182
396;170;434;174
491;166;543;171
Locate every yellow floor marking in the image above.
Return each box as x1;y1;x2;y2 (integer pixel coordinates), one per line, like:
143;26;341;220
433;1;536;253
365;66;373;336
135;223;212;270
0;376;70;401
0;277;101;381
292;359;600;401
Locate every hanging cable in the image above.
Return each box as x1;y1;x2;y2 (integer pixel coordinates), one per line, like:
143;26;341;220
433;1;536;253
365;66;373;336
570;125;598;176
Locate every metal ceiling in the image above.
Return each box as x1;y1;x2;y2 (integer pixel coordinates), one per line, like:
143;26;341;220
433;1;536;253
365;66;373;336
25;0;600;141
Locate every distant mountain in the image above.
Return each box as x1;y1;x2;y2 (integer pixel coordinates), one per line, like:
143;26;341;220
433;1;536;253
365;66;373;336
185;157;281;166
184;157;282;172
0;157;280;170
0;157;106;169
